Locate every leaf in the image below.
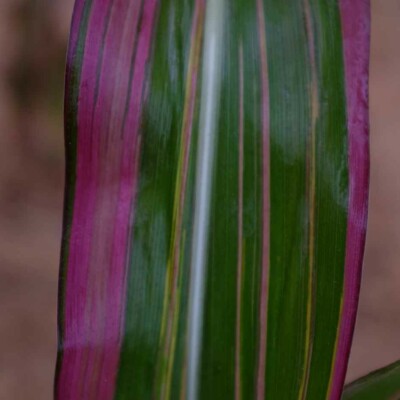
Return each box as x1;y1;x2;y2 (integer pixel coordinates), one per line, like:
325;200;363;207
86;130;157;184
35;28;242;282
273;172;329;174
343;361;400;400
55;0;370;399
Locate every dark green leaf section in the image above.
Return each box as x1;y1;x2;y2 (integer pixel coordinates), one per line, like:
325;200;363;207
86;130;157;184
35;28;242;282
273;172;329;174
200;1;263;398
235;3;263;398
264;1;311;398
343;361;400;400
116;0;349;398
306;1;348;398
115;1;267;397
264;0;348;399
115;0;198;398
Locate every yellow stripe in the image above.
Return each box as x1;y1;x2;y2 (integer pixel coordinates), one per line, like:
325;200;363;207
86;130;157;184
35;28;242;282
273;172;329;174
164;232;186;398
326;294;344;398
298;0;319;398
156;4;205;397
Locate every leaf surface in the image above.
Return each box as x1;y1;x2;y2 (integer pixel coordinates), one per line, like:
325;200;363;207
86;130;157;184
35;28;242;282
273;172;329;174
343;361;400;400
55;0;370;399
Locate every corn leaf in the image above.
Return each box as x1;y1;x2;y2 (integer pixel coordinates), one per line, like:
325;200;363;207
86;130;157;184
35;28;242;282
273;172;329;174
55;0;370;399
343;361;400;400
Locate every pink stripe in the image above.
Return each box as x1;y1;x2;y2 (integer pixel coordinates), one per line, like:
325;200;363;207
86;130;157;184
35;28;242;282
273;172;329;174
329;1;370;399
61;3;112;398
57;0;158;398
100;0;158;395
235;43;244;400
256;0;270;397
82;1;132;395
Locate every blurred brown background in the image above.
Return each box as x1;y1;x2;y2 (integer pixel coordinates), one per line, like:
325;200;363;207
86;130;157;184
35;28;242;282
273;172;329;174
0;0;399;398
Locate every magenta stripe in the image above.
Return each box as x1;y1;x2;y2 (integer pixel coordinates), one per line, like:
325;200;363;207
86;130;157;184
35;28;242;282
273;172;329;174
329;1;370;399
79;1;140;398
61;2;112;397
94;0;146;397
235;43;244;400
101;0;158;394
57;0;158;398
81;1;130;395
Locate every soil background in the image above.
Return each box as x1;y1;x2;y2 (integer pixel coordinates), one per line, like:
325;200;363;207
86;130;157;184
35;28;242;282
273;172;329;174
0;0;399;398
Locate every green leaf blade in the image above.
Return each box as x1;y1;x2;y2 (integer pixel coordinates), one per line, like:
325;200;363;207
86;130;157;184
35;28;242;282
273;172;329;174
343;361;400;400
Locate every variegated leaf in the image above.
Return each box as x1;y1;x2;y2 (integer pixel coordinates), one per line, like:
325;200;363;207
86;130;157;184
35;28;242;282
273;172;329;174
55;0;370;399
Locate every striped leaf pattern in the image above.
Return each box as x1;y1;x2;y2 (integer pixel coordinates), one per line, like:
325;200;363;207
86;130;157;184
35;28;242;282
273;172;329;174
55;0;370;399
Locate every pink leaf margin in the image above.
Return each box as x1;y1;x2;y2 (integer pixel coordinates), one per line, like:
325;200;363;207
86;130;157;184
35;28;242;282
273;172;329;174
329;1;370;398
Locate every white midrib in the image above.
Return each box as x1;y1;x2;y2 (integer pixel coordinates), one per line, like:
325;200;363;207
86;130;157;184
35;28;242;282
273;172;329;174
186;0;225;399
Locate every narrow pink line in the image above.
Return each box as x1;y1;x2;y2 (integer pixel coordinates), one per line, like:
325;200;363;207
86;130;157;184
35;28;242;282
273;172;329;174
235;43;244;400
256;0;270;398
329;1;370;399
